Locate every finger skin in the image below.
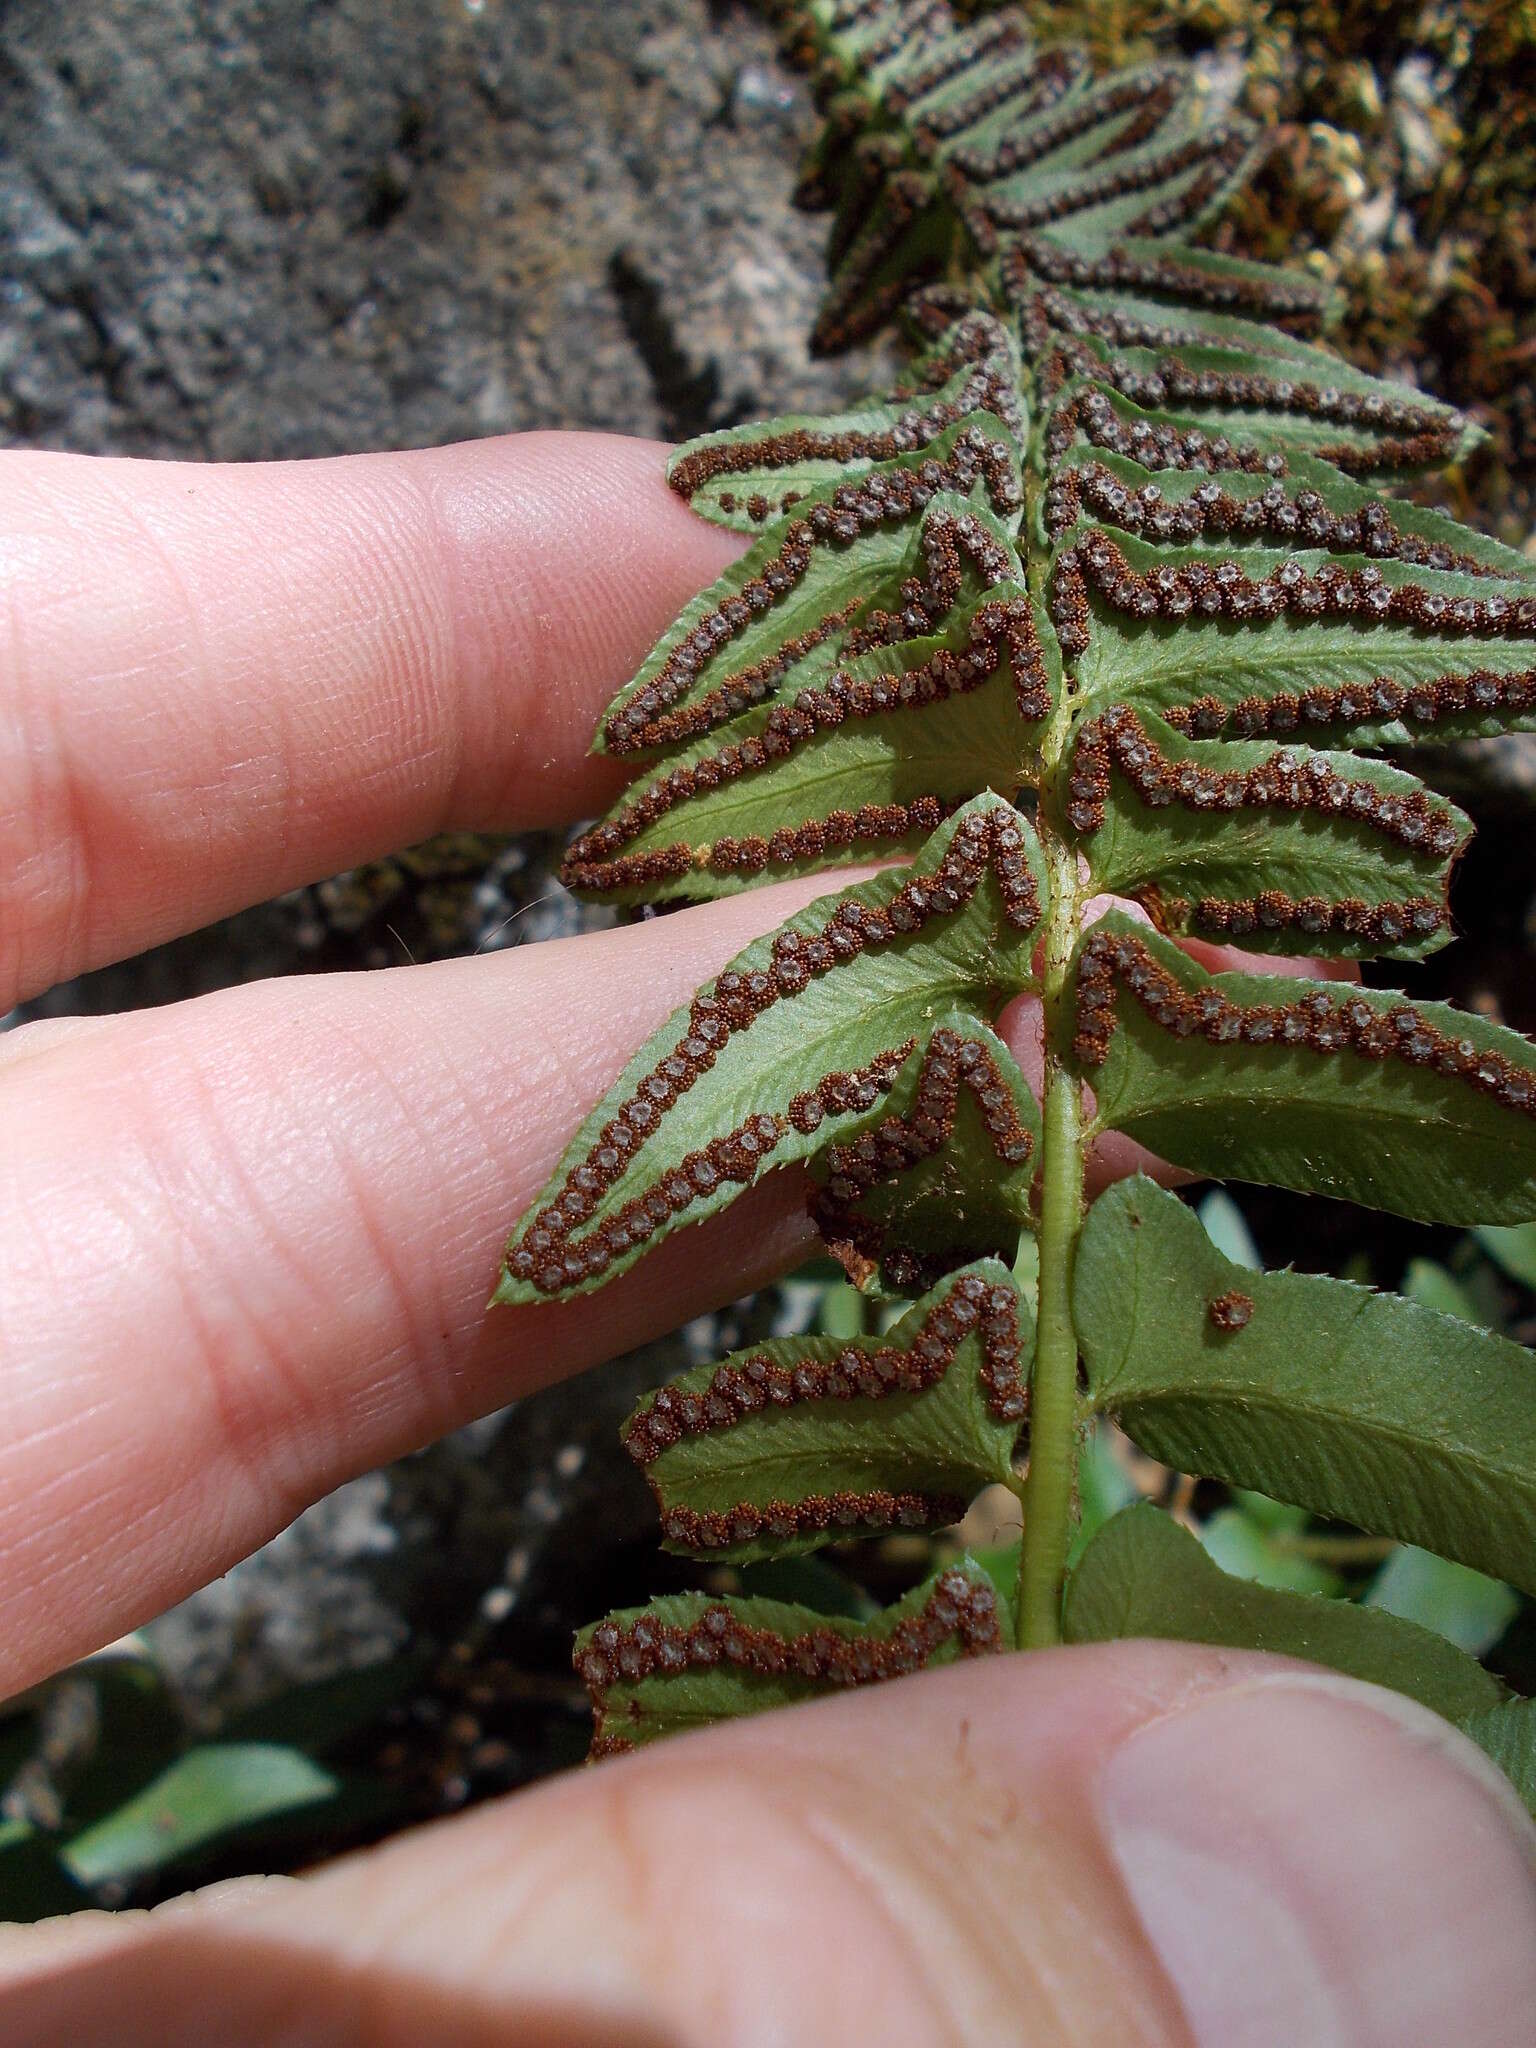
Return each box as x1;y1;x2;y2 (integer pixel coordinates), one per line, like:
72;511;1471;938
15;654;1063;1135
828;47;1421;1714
8;1643;1534;2048
0;856;1353;1702
0;435;742;1004
0;1645;1217;2048
0;881;832;1699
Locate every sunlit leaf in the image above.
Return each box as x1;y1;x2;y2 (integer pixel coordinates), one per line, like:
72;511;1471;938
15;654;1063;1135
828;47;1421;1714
1230;1490;1309;1535
596;431;1021;761
623;1261;1028;1563
60;1746;337;1889
816;1279;868;1341
1070;521;1534;747
1059;706;1467;960
1200;1507;1344;1599
1197;1189;1261;1270
491;1;1536;1765
1363;1546;1518;1659
668;320;1026;533
1402;1258;1491;1328
1476;1223;1536;1292
564;572;1055;906
809;1013;1041;1293
1049;448;1532;598
500;797;1047;1305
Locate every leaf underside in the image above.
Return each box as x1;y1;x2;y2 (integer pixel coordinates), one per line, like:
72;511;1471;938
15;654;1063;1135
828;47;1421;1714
575;1558;1012;1757
499;795;1047;1306
624;1259;1029;1563
809;1011;1042;1294
491;0;1536;1765
1459;1700;1536;1818
1071;916;1536;1225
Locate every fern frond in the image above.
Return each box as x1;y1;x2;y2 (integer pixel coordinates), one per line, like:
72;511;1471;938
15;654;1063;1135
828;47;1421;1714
494;0;1536;1784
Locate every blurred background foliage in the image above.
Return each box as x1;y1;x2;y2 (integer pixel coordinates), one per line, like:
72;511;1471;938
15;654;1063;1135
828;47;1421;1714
2;0;1533;1917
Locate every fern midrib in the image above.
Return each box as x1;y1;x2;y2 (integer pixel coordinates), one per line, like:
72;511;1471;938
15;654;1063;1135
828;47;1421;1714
1014;398;1095;1649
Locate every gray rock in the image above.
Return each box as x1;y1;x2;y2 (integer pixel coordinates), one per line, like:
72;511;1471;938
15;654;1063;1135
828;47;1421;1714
143;1473;410;1729
1;0;853;1723
0;0;869;459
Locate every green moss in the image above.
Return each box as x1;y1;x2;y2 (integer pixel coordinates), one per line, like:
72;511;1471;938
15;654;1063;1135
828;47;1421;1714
955;0;1534;541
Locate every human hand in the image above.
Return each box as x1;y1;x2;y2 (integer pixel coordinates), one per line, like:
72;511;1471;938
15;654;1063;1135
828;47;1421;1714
1;435;1532;2044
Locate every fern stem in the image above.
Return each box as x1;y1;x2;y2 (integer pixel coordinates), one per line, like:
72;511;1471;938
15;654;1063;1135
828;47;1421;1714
1015;780;1088;1646
1017;1053;1085;1646
1008;358;1088;1649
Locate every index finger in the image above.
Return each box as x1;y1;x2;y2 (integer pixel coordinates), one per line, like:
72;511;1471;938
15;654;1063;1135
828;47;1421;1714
0;433;742;1006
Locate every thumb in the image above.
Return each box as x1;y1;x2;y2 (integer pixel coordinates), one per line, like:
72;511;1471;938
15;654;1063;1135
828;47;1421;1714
0;1642;1532;2047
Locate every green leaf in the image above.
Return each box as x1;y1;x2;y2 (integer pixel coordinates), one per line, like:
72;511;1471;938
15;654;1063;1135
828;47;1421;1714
1459;1699;1536;1818
1051;446;1535;599
1072;913;1536;1223
1073;521;1534;743
595;435;1022;759
888;22;1064;131
1230;1489;1310;1535
1048;262;1343;363
667;322;1025;533
574;1557;1010;1755
1067;1424;1139;1568
1060;705;1467;960
1009;61;1187;168
1011;1227;1039;1309
60;1745;337;1889
623;1261;1028;1564
815;171;966;357
1076;1177;1536;1592
962;72;1263;252
1476;1223;1536;1292
1364;1547;1518;1658
809;1013;1042;1294
1403;1257;1490;1327
816;1279;868;1341
1054;338;1474;474
1064;1505;1506;1725
1200;1508;1344;1598
1197;1189;1261;1270
565;576;1055;905
1016;132;1267;255
498;797;1047;1305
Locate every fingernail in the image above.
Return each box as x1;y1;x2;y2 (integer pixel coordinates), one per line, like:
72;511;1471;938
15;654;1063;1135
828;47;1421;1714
1100;1674;1536;2048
